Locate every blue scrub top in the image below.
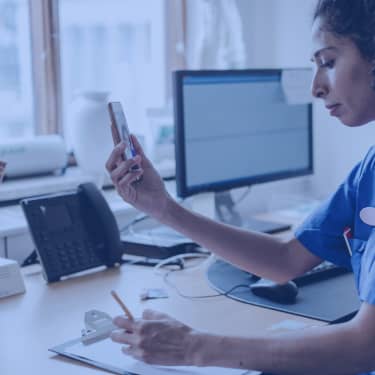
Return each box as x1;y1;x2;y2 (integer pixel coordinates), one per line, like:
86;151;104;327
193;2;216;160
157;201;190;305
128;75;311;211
295;146;375;375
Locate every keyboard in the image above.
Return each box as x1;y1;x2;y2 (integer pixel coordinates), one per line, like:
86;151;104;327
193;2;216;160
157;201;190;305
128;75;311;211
293;261;350;287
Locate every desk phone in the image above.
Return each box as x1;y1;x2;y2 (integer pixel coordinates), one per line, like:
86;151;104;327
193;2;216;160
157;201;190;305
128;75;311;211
21;183;123;282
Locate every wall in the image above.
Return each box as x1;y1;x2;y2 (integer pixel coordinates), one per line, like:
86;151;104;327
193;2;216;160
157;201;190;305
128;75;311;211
238;0;313;68
313;104;375;198
230;0;315;213
238;0;375;201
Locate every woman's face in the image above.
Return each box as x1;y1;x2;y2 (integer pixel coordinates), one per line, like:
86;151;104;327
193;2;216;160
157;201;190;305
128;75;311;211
311;17;375;126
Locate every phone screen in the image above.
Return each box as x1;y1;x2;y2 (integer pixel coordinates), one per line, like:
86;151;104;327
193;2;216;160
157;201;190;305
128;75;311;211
108;102;137;160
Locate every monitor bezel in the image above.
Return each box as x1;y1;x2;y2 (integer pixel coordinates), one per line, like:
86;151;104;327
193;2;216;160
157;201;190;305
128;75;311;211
173;69;313;198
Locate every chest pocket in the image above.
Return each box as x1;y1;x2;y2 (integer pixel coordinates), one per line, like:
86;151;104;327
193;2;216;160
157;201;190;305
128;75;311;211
350;234;375;296
349;238;367;291
349;238;367;254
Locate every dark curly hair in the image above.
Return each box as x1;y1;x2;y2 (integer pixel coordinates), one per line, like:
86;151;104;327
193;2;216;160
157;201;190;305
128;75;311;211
314;0;375;88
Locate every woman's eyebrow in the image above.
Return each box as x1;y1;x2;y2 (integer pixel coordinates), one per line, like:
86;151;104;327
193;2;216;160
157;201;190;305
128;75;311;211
310;46;337;62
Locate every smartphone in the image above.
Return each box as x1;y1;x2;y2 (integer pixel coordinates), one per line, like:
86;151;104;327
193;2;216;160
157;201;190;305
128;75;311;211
108;102;137;161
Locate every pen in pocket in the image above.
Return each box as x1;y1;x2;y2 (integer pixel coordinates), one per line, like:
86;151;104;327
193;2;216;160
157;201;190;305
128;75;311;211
343;227;353;256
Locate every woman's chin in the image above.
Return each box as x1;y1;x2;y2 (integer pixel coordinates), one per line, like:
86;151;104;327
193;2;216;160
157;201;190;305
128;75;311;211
339;115;370;127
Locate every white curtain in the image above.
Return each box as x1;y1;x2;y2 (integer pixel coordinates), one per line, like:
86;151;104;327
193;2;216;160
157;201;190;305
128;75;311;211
185;0;246;69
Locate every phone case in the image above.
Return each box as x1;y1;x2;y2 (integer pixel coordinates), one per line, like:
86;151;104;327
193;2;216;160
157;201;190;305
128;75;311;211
108;102;136;160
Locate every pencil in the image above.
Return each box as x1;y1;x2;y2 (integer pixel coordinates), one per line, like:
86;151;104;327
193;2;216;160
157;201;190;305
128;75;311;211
110;290;135;321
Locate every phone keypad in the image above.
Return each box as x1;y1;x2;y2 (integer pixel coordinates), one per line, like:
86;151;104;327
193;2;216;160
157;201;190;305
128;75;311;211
25;199;104;282
37;236;103;279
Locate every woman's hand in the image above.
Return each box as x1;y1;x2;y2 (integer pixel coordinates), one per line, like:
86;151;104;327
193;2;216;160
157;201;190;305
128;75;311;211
105;135;171;221
110;309;202;366
0;161;6;183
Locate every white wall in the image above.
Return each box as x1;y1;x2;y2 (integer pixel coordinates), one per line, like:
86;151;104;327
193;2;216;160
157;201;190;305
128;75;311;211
313;104;375;198
238;0;375;200
238;0;313;68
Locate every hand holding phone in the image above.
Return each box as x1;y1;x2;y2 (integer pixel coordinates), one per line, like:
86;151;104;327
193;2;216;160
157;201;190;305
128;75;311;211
105;104;168;217
108;102;137;161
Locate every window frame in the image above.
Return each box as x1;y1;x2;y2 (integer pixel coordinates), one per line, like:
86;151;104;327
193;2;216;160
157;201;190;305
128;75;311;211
28;0;186;137
29;0;62;135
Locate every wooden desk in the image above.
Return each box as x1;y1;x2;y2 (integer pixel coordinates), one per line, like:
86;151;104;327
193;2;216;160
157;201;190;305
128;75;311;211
0;260;324;375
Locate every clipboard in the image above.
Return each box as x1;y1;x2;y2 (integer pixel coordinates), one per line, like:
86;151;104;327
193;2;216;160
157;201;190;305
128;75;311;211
49;309;259;375
49;310;131;375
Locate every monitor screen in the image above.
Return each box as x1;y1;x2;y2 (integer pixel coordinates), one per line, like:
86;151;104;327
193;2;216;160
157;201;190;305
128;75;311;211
173;69;313;198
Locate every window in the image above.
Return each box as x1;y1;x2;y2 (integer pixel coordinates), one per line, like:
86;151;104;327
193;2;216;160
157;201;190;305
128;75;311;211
58;0;167;146
0;0;184;146
0;0;34;138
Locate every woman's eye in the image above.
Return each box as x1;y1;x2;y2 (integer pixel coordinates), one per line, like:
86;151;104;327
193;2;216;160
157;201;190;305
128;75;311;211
319;60;335;68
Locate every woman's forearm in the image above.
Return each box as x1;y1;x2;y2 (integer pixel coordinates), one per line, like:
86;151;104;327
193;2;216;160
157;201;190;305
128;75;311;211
160;198;295;282
194;321;374;375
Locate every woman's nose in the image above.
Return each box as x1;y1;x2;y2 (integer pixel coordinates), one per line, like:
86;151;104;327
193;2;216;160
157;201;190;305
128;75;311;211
313;86;326;98
311;73;328;99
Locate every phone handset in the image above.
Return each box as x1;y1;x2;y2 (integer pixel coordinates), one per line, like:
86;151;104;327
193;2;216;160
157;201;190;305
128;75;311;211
78;183;123;266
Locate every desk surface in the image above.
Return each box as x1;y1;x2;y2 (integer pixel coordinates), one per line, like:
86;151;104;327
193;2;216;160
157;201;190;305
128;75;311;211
0;260;325;375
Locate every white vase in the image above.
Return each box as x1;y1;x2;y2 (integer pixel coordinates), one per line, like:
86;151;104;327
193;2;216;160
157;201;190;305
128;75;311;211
70;91;113;186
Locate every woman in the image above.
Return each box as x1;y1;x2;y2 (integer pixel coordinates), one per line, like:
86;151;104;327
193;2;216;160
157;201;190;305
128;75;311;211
106;1;375;374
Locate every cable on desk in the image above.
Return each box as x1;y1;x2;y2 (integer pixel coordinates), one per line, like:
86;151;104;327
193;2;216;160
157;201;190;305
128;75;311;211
164;270;249;300
153;252;210;274
154;253;249;300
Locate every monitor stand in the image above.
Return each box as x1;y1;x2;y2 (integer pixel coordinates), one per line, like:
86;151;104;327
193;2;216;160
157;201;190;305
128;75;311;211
214;190;291;234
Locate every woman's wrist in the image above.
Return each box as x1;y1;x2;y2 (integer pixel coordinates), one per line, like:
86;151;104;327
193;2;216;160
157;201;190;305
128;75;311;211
187;332;244;368
155;194;181;225
186;332;221;367
188;333;260;369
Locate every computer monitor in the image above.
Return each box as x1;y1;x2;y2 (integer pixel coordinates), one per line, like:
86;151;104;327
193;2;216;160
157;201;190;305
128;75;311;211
173;69;313;233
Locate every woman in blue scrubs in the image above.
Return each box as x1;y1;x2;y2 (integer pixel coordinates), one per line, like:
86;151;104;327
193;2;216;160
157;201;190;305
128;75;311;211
106;0;375;373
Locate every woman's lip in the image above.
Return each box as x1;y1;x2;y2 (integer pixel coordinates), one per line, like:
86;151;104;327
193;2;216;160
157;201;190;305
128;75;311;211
327;104;341;116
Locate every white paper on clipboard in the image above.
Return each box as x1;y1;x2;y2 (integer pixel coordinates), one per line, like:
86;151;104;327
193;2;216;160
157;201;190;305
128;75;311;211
52;336;259;375
281;69;313;105
49;310;260;375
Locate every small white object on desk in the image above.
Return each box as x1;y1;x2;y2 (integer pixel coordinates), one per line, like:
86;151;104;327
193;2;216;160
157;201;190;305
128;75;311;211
0;257;26;298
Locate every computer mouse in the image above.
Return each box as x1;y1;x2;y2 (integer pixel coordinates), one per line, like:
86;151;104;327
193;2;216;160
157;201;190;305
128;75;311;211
250;278;298;304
